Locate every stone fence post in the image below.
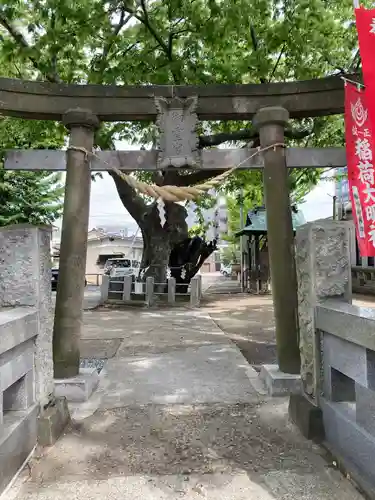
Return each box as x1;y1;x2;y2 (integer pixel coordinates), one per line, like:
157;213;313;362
0;225;54;408
123;275;132;301
168;277;176;304
190;277;200;307
100;275;109;302
295;219;352;402
146;277;154;307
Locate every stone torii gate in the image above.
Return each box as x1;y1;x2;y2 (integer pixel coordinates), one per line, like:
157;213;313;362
1;75;348;384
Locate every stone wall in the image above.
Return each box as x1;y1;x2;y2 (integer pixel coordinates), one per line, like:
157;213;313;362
295;220;351;398
316;300;375;493
0;225;53;495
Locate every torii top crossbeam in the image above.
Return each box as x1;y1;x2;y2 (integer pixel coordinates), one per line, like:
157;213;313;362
0;73;355;121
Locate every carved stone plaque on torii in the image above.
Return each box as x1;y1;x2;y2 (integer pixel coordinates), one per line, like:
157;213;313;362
1;75;349;379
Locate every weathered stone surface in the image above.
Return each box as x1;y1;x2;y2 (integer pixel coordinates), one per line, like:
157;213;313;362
355;383;375;437
322;397;375;493
316;300;375;352
0;225;54;407
37;397;71;447
0;74;353;121
295;220;351;398
288;393;325;441
0;308;38;357
323;333;367;388
155;96;199;169
54;368;99;402
5;147;347;172
0;404;38;495
259;364;302;396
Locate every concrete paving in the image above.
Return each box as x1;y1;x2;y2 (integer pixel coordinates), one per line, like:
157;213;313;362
7;305;365;500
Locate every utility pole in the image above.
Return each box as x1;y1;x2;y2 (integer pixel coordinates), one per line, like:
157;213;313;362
333;195;337;220
239;188;245;291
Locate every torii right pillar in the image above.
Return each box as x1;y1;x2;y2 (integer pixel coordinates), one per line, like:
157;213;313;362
254;107;301;376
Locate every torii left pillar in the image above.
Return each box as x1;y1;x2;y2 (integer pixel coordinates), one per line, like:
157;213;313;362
53;109;99;380
254;107;301;382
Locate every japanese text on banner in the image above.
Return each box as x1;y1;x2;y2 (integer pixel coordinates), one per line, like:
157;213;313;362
345;82;375;256
355;7;375;131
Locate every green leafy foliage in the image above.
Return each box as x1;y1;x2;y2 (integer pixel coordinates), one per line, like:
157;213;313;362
0;110;65;226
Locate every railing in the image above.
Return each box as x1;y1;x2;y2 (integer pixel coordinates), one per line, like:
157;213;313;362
101;274;202;307
315;299;375;490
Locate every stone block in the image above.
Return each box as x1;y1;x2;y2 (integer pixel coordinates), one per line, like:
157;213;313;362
54;368;99;402
356;383;375;437
324;333;367;387
259;364;302;396
3;371;34;411
37;397;71;447
322;397;375;492
288;392;325;441
366;349;375;390
0;308;38;357
0;404;38;495
0;225;54;407
316;301;375;352
0;348;34;393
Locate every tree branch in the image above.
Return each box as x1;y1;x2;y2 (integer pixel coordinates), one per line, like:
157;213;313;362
268;43;286;83
109;170;149;223
198;126;311;149
90;8;133;79
124;1;169;56
123;1;181;82
0;15;61;83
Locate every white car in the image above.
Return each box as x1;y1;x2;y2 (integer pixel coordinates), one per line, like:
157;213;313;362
104;258;140;278
220;264;232;277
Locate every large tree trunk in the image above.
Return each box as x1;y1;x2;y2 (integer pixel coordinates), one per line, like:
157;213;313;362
139;202;188;285
110;171;215;291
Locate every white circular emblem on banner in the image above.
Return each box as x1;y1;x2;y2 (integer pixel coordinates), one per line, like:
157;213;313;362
351;97;368;128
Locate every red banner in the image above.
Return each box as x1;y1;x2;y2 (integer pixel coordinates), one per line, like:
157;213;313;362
355;7;375;129
345;82;375;257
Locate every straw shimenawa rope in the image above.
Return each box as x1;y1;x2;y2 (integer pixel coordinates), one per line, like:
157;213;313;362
67;143;285;202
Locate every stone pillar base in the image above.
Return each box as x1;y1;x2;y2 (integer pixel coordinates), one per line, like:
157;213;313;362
289;393;325;442
54;368;99;402
37;397;71;447
259;364;302;396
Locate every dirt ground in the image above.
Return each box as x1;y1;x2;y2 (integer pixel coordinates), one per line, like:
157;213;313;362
201;292;375;369
201;294;277;368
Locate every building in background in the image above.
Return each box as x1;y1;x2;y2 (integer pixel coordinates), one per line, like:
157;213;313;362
86;226;143;275
335;167;350;219
51;226;61;266
51;224;143;277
